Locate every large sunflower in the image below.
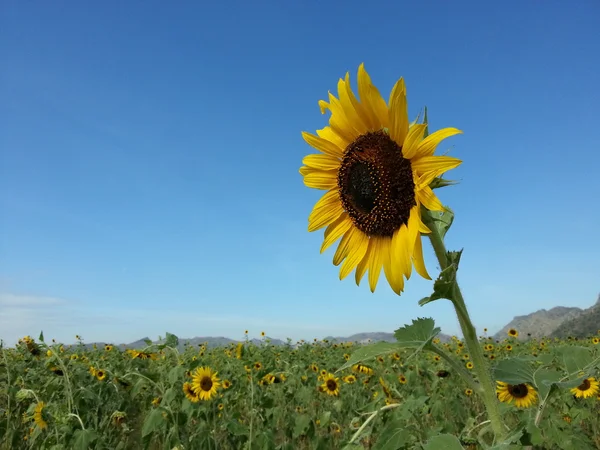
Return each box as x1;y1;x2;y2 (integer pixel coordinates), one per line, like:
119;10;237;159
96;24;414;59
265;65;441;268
191;366;221;401
496;381;537;408
300;63;462;294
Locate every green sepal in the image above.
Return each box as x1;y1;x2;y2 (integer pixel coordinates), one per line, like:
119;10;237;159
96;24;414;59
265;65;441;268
422;206;454;240
419;250;462;306
430;177;460;190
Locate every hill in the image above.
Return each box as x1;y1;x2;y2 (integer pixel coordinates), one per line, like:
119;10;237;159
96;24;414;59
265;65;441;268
493;293;600;340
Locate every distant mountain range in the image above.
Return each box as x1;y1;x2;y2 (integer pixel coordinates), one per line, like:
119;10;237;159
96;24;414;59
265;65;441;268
79;292;599;351
493;292;600;340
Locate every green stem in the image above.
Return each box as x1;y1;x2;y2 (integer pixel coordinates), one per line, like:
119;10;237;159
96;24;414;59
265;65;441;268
424;212;507;443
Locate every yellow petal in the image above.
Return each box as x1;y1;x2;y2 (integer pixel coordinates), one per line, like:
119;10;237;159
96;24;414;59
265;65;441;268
382;237;405;295
367;237;386;292
320;215;353;253
339;232;370;280
391;224;411;280
333;226;363;266
402;206;421;280
357;63;388;129
413;127;463;158
302;154;341;171
316;126;350;151
355;246;369;286
411;156;462;177
344;72;375;130
401;124;427;159
302;169;338;190
318;100;330;114
327;92;360;143
302;131;344;158
337;76;369;135
417;186;444;212
388;78;408;146
308;190;343;232
412;234;431;280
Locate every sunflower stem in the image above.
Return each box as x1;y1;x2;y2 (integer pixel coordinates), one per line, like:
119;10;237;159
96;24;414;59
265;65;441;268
424;221;508;443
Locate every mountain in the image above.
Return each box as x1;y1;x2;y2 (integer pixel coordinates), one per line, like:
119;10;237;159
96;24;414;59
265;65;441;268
324;331;452;344
551;294;600;338
493;293;600;340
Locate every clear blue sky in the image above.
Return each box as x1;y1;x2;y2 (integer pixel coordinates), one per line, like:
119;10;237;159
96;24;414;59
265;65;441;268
1;0;599;346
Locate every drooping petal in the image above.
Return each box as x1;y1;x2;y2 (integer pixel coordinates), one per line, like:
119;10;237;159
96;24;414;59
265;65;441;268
413;127;463;158
411;156;462;177
320;214;353;254
302;169;338;190
357;63;388;129
308;190;344;232
417;186;444;212
367;237;386;292
333;226;365;266
412;234;431;280
302;154;341;171
383;236;405;295
339;231;370;280
388;78;409;147
301;132;344;158
401;124;427;159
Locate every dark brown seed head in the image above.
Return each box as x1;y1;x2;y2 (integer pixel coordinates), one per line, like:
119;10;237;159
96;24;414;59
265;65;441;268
337;131;416;237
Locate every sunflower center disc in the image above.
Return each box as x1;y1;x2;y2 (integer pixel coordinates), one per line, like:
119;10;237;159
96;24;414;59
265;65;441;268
579;379;590;390
200;377;213;391
510;384;528;398
326;380;337;391
338;130;416;237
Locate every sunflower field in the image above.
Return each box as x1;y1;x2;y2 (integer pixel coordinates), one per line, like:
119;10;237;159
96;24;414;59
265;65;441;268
1;326;600;450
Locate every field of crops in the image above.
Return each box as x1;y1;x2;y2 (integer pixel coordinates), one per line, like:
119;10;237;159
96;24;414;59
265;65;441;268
1;330;599;450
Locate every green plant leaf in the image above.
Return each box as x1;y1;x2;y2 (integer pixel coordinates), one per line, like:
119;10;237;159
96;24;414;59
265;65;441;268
419;264;458;306
533;367;562;399
226;420;248;436
165;332;179;348
423;207;454;240
293;414;311;438
423;434;463;450
394;318;440;351
371;419;411;450
72;429;97;450
558;346;593;375
38;331;44;342
492;358;535;385
142;408;165;437
337;342;400;372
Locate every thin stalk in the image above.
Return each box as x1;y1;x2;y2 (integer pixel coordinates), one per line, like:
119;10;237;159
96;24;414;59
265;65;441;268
424;215;507;443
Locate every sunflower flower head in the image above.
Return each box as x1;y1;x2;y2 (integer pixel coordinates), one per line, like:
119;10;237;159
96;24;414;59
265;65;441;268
570;377;599;399
496;381;537;408
320;373;340;397
191;366;221;401
300;64;462;294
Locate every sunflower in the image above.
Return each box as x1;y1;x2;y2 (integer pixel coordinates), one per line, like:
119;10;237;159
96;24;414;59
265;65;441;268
465;388;473;396
191;366;221;401
70;354;78;361
104;344;113;352
343;375;357;384
496;381;537;408
505;344;513;352
299;64;462;294
398;374;407;384
222;379;231;389
507;328;518;338
183;382;200;403
95;370;106;381
592;337;599;345
321;373;340;396
33;402;48;430
218;403;224;411
253;362;262;371
466;362;474;370
570;377;599;399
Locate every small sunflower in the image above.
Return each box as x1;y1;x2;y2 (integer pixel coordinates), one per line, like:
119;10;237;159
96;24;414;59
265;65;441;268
507;328;518;338
505;344;513;352
592;337;599;345
465;388;473;396
104;344;113;352
222;379;231;389
321;373;340;396
33;402;48;430
95;369;106;381
70;354;78;361
260;331;266;337
466;362;474;370
191;366;221;401
343;375;357;384
183;382;200;403
300;64;462;294
496;381;537;408
253;362;262;371
398;374;407;384
570;377;599;399
218;403;224;411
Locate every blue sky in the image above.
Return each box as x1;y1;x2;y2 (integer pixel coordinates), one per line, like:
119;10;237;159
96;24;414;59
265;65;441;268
1;1;599;346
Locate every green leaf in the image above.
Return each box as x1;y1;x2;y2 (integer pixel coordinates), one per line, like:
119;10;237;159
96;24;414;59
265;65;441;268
142;408;165;437
72;429;97;450
293;414;311;438
165;332;179;348
226;420;248;436
393;318;440;351
337;342;400;372
488;429;524;449
419;264;458;306
559;346;593;375
371;419;411;450
533;367;562;399
143;338;153;346
430;177;460;190
423;207;454;240
423;434;463;450
168;366;185;385
318;411;331;427
492;358;535;385
38;331;44;342
423;106;429;138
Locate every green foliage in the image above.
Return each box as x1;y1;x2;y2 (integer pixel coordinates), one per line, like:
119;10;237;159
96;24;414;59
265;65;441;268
393;318;441;350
